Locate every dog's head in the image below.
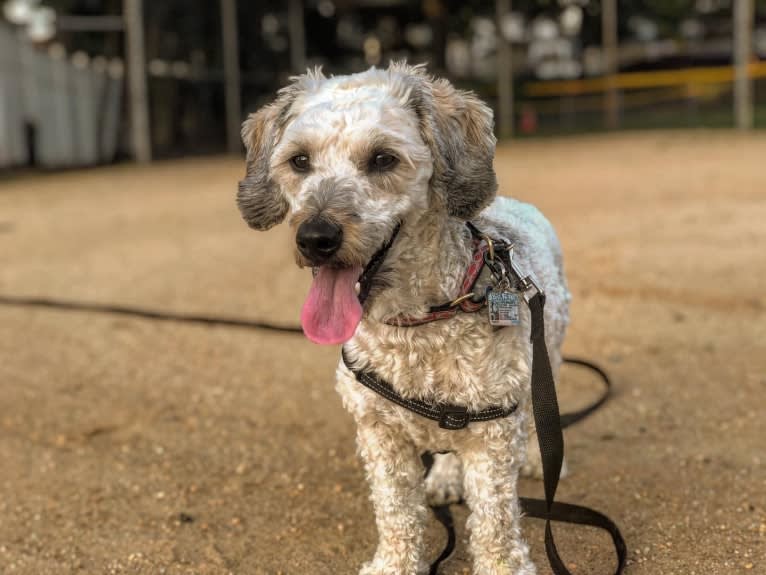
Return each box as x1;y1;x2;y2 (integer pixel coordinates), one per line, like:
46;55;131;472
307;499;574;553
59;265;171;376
237;63;497;344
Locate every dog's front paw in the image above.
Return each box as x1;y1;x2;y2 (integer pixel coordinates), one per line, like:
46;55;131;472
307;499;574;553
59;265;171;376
425;452;463;506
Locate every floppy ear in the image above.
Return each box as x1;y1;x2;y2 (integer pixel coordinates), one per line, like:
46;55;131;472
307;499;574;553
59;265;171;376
237;69;325;230
237;103;290;230
429;80;497;219
396;64;497;220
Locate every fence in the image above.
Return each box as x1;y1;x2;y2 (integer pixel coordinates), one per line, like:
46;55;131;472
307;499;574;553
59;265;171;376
506;61;766;137
0;22;123;169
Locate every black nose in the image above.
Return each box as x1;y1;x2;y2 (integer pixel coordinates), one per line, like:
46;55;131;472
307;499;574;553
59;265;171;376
296;218;343;264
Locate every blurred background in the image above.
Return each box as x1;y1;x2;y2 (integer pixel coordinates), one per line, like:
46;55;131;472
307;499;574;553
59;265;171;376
2;4;766;574
1;0;765;168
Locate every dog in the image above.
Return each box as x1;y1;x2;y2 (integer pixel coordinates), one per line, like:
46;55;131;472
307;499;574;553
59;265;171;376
237;62;570;575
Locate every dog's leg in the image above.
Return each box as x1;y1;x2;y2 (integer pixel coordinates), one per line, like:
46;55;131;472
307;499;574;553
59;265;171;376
521;424;568;480
425;452;463;505
356;423;428;575
461;434;536;575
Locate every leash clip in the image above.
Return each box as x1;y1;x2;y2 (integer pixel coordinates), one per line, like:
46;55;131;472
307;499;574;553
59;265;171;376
512;266;544;303
505;250;543;303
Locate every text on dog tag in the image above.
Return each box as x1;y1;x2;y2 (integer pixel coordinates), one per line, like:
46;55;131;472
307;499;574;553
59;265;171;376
487;290;520;326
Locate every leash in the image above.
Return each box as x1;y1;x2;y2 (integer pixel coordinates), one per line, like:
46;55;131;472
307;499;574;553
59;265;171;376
423;355;618;575
0;295;304;333
519;292;626;575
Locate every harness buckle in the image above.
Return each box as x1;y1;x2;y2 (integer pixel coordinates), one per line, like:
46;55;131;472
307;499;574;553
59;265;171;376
438;404;469;430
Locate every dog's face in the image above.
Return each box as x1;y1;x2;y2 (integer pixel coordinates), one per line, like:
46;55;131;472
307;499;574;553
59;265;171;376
268;71;433;272
237;63;498;344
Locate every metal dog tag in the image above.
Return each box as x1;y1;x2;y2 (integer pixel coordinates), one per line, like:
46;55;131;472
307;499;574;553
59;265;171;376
487;289;520;326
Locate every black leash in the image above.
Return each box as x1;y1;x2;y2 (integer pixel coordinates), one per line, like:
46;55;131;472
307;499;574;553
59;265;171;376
419;305;626;575
556;357;612;429
524;292;626;575
0;295;304;333
418;353;620;575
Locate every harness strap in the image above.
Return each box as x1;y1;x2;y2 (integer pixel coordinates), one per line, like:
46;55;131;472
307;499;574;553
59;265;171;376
341;349;517;430
357;223;401;305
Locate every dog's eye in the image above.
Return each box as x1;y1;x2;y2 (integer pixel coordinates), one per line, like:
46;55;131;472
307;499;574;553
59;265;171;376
370;152;398;172
289;154;311;172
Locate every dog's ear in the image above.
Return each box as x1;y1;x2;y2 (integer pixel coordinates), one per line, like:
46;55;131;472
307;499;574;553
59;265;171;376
429;80;497;219
395;64;497;220
237;69;325;230
237;104;289;230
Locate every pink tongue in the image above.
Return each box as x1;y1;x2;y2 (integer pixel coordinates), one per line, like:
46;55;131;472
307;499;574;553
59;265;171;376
301;266;363;345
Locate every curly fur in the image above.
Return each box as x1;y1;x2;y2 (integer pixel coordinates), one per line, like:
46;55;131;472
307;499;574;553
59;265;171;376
238;63;570;575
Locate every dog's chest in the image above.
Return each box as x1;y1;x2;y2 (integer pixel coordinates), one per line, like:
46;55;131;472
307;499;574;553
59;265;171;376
347;313;532;411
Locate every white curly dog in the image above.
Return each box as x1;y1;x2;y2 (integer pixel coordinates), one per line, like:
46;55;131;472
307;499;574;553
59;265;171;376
237;63;570;575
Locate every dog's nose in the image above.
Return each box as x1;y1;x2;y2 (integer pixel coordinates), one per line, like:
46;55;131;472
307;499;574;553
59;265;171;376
296;218;343;263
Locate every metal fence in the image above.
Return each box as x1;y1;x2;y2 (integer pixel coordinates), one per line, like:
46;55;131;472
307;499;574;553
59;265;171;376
0;22;123;169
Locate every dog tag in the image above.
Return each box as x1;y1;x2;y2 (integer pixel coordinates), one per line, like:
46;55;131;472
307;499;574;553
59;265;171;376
487;289;520;326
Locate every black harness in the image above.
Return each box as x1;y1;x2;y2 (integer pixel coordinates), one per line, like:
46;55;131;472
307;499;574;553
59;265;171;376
344;223;627;575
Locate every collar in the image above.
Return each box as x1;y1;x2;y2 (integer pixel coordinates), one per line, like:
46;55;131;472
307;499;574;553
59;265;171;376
385;222;510;327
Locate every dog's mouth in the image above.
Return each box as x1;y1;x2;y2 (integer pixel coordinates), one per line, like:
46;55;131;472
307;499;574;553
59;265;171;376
300;224;401;345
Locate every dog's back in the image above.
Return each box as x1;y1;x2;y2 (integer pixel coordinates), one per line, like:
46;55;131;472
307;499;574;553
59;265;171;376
478;196;571;369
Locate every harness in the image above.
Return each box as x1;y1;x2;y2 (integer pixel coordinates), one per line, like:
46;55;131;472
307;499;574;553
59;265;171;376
344;222;627;575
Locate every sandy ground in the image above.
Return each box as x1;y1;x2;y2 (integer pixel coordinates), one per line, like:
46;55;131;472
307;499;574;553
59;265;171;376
0;132;764;575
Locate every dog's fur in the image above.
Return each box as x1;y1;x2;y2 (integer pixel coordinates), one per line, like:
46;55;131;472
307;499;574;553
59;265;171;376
238;63;569;575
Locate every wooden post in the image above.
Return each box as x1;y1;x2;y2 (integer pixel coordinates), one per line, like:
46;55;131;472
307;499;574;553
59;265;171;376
123;0;151;162
601;0;619;129
220;0;242;154
734;0;754;130
496;0;514;139
287;0;306;74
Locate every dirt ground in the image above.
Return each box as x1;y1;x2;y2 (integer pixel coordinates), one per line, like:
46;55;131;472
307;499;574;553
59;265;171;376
0;131;764;575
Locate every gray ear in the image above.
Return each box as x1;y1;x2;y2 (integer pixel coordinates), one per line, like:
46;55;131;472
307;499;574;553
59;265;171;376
394;64;497;220
237;68;325;230
237;103;290;230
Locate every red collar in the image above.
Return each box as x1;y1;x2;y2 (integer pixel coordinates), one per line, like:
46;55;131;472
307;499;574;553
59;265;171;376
385;237;490;327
